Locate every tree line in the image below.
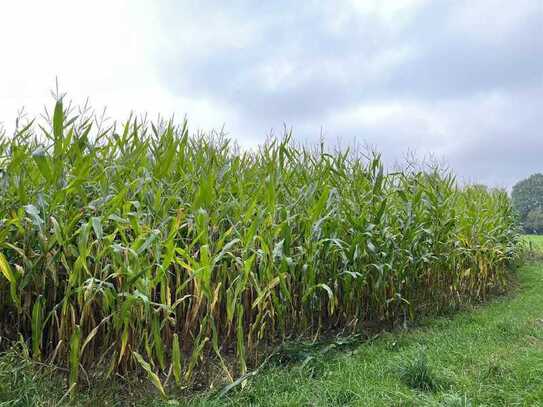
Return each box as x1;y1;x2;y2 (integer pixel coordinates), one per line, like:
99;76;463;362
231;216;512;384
512;174;543;234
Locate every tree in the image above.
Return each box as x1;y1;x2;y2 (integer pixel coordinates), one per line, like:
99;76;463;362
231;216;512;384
525;208;543;234
512;173;543;233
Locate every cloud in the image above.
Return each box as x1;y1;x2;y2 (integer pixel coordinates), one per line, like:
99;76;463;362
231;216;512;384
0;0;231;133
159;1;541;106
155;0;542;186
0;0;541;188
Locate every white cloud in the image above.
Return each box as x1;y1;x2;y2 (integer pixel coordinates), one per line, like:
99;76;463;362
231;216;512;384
348;0;428;23
0;0;231;133
449;0;542;44
0;0;541;188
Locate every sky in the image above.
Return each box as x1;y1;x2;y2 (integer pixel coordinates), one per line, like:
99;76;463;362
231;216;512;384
0;1;541;188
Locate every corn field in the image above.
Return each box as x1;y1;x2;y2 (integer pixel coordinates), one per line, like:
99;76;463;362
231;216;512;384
0;99;520;393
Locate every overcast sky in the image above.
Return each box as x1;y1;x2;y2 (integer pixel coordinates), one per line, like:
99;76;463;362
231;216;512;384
0;1;541;188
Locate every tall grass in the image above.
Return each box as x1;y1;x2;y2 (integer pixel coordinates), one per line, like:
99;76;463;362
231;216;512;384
0;99;520;391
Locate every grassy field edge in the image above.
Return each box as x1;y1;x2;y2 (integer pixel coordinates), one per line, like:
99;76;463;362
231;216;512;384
195;254;543;406
1;240;542;406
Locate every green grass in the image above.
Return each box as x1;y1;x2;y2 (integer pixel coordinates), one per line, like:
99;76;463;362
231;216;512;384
2;243;542;405
525;234;543;252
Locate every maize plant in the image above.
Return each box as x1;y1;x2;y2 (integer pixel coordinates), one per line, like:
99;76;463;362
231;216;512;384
0;98;521;392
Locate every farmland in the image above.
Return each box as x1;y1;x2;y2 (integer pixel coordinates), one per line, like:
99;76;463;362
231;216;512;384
0;99;521;401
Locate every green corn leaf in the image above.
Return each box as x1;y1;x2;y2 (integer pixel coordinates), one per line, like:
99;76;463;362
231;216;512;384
32;149;54;183
0;252;20;308
172;333;182;385
133;351;167;399
31;295;45;360
91;217;103;240
0;252;16;284
53;99;64;157
152;315;166;370
69;325;82;398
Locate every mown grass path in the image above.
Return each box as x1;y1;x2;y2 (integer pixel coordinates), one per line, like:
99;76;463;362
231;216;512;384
2;249;543;406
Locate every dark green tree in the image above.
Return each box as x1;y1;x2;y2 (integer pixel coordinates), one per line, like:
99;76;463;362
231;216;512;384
512;173;543;233
525;208;543;234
